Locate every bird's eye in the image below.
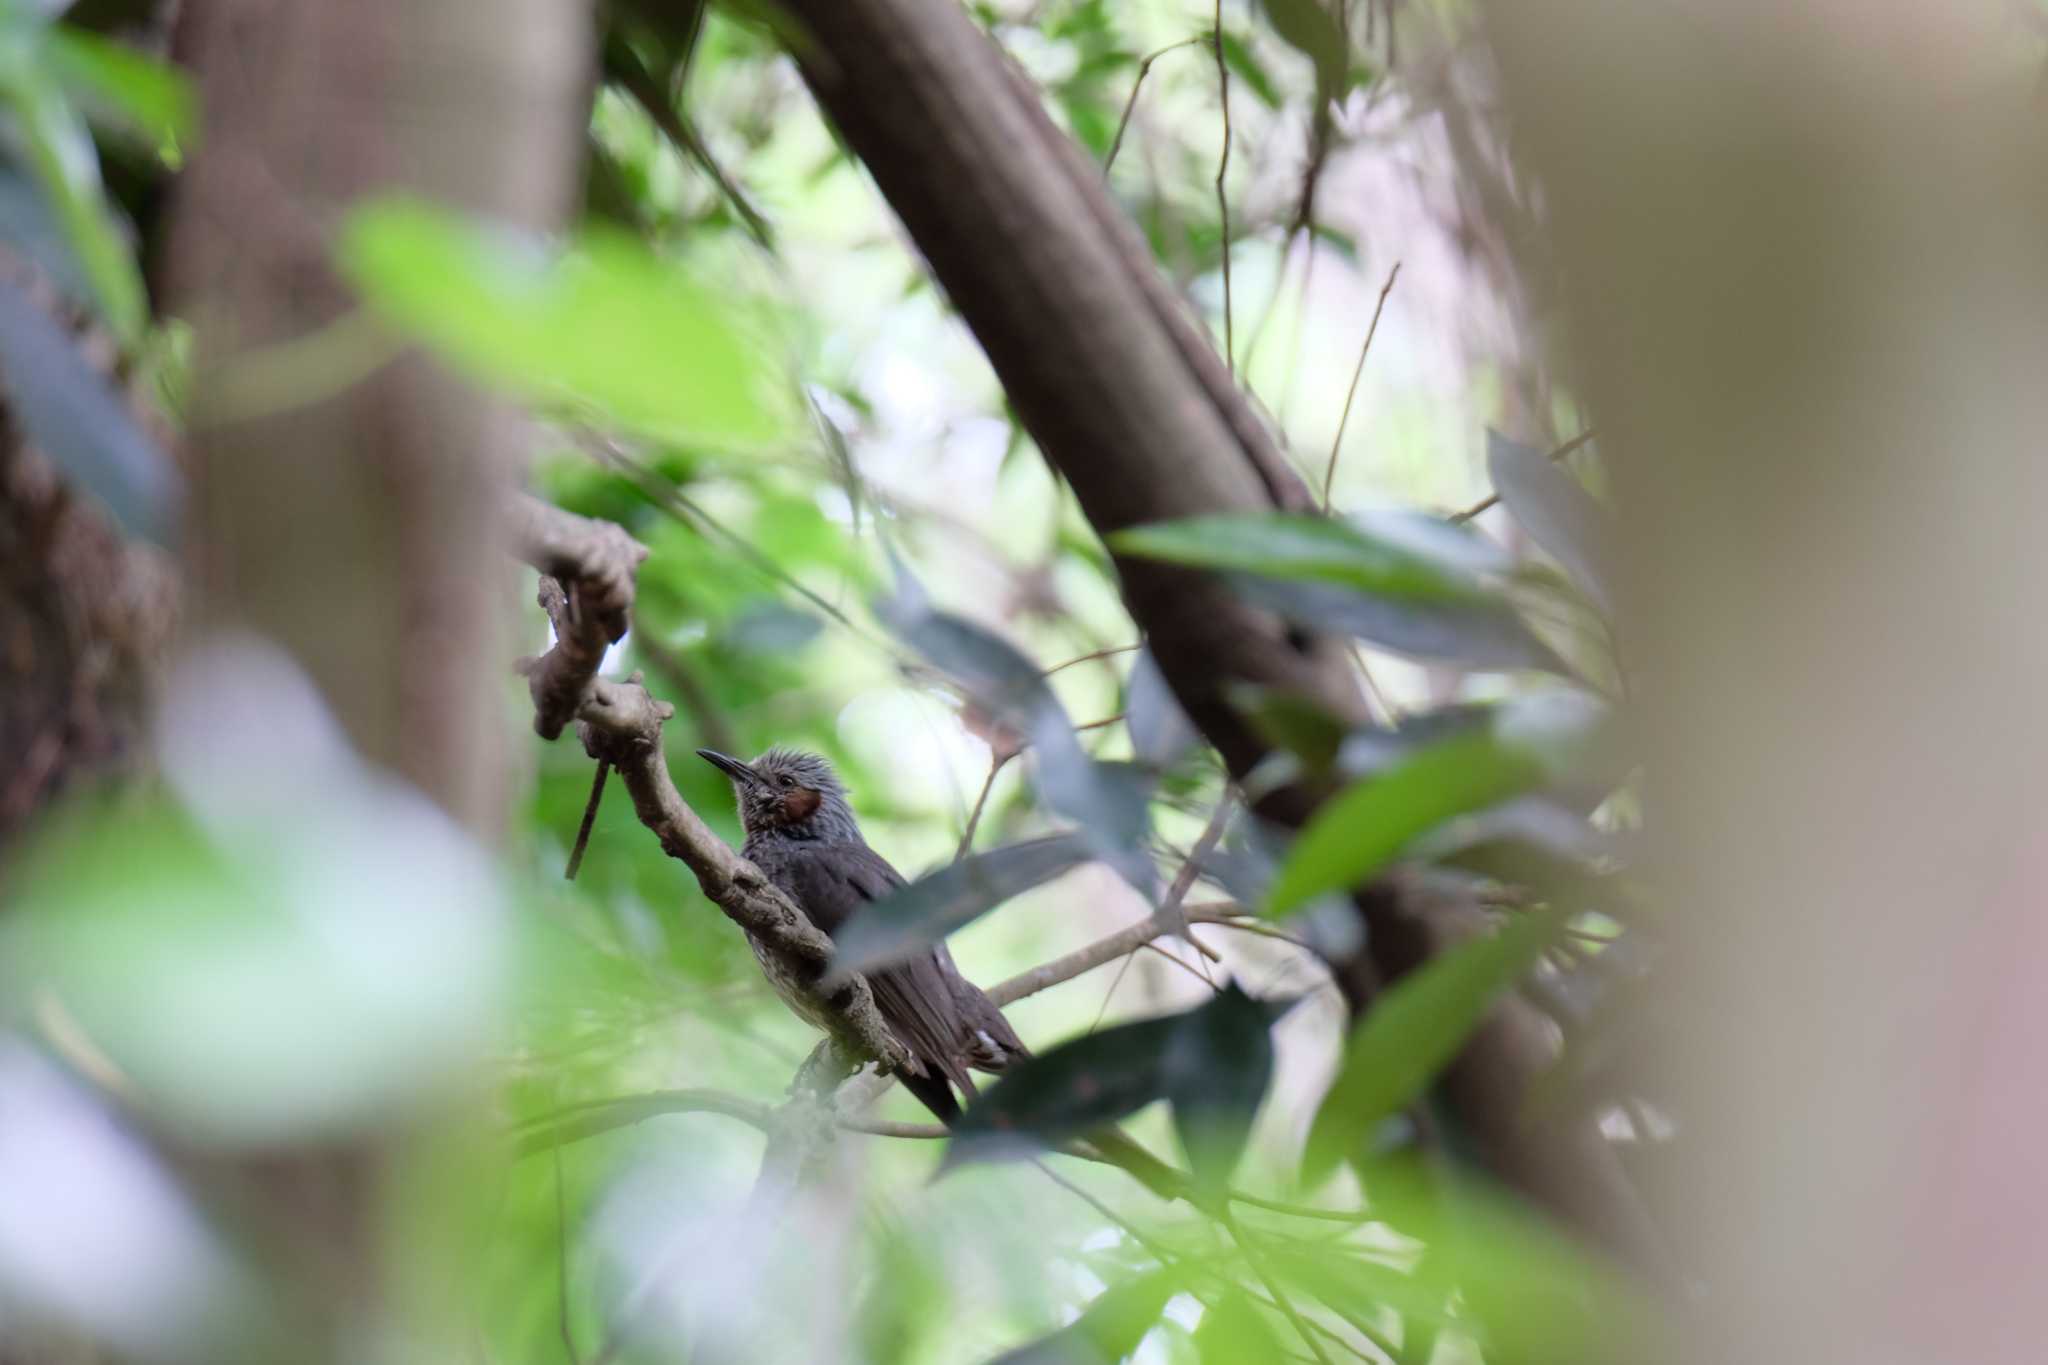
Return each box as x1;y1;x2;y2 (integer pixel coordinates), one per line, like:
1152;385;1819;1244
778;774;794;788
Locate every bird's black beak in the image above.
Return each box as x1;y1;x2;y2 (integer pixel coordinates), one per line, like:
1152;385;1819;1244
696;749;761;786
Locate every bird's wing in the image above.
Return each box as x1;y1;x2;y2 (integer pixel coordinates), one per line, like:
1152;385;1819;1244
937;941;1028;1070
836;845;1027;1073
786;842;980;1094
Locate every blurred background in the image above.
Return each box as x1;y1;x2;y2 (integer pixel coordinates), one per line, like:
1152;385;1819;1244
2;1;2045;1362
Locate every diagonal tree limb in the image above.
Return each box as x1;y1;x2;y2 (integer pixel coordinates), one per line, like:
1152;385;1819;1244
762;0;1666;1275
512;496;911;1075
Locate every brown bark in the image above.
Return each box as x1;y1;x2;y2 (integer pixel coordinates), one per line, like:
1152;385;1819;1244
156;0;591;1355
769;0;1661;1272
1482;4;2048;1358
0;257;178;853
165;0;589;831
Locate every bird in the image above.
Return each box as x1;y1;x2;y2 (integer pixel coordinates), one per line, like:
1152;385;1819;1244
697;746;1027;1122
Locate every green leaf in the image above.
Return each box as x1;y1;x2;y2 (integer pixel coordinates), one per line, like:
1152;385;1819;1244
337;199;785;444
1302;908;1563;1184
1125;647;1197;771
1227;573;1566;673
1;66;147;342
944;1012;1184;1172
0;279;180;543
1486;430;1614;612
1163;983;1274;1195
946;983;1283;1179
1113;512;1563;670
1267;694;1612;914
46;27;197;148
1341;1156;1657;1362
1217;32;1282;110
1192;1291;1285;1363
877;569;1155;894
1256;0;1349;100
989;1265;1182;1365
824;834;1095;981
1112;513;1483;604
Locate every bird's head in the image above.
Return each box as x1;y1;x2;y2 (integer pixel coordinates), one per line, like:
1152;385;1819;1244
697;746;859;841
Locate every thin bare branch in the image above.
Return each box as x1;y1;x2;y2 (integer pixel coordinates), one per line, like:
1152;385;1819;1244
1104;37;1206;178
1321;262;1401;511
509;496;647;739
1222;1208;1334;1365
1041;642;1141;677
514;1088;773;1157
1450;428;1598;524
1211;12;1234;372
605;34;774;251
955;751;1010;860
555;1147;582;1365
564;760;609;880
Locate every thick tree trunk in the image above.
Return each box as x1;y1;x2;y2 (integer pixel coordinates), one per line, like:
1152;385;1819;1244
158;0;589;1353
1483;3;2048;1358
0;262;177;851
772;0;1661;1271
166;0;588;830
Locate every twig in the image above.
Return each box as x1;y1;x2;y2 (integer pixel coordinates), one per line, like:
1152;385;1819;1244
1075;712;1125;732
839;1116;948;1139
987;914;1175;1007
564;761;609;880
513;1089;774;1157
1211;11;1234;372
583;434;906;664
1321;262;1401;511
555;1147;582;1365
956;751;1010;860
1228;1191;1373;1223
509;496;647;739
986;902;1266;1008
1104;37;1205;177
1087;951;1142;1036
1041;643;1140;676
1221;1208;1334;1365
1159;792;1234;941
1450;428;1598;524
1139;940;1223;992
1035;1165;1377;1365
605;34;774;251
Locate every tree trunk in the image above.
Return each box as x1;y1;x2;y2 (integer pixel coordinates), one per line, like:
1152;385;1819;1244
158;0;589;1353
770;0;1662;1271
0;261;177;852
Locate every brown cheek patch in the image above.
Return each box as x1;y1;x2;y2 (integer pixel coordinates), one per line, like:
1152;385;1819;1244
783;788;822;822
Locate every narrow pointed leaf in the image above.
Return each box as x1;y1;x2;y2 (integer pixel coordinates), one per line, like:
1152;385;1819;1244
1112;513;1483;604
988;1266;1182;1365
944;1013;1184;1172
1302;909;1563;1184
1163;983;1275;1195
338;200;784;443
1268;695;1613;915
877;575;1155;894
1486;430;1615;612
826;834;1094;981
47;29;197;147
1228;573;1567;674
1126;647;1197;770
1192;1292;1285;1363
1257;0;1350;100
0;281;179;543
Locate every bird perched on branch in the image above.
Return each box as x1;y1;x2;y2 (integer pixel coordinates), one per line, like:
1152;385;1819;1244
698;746;1026;1122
